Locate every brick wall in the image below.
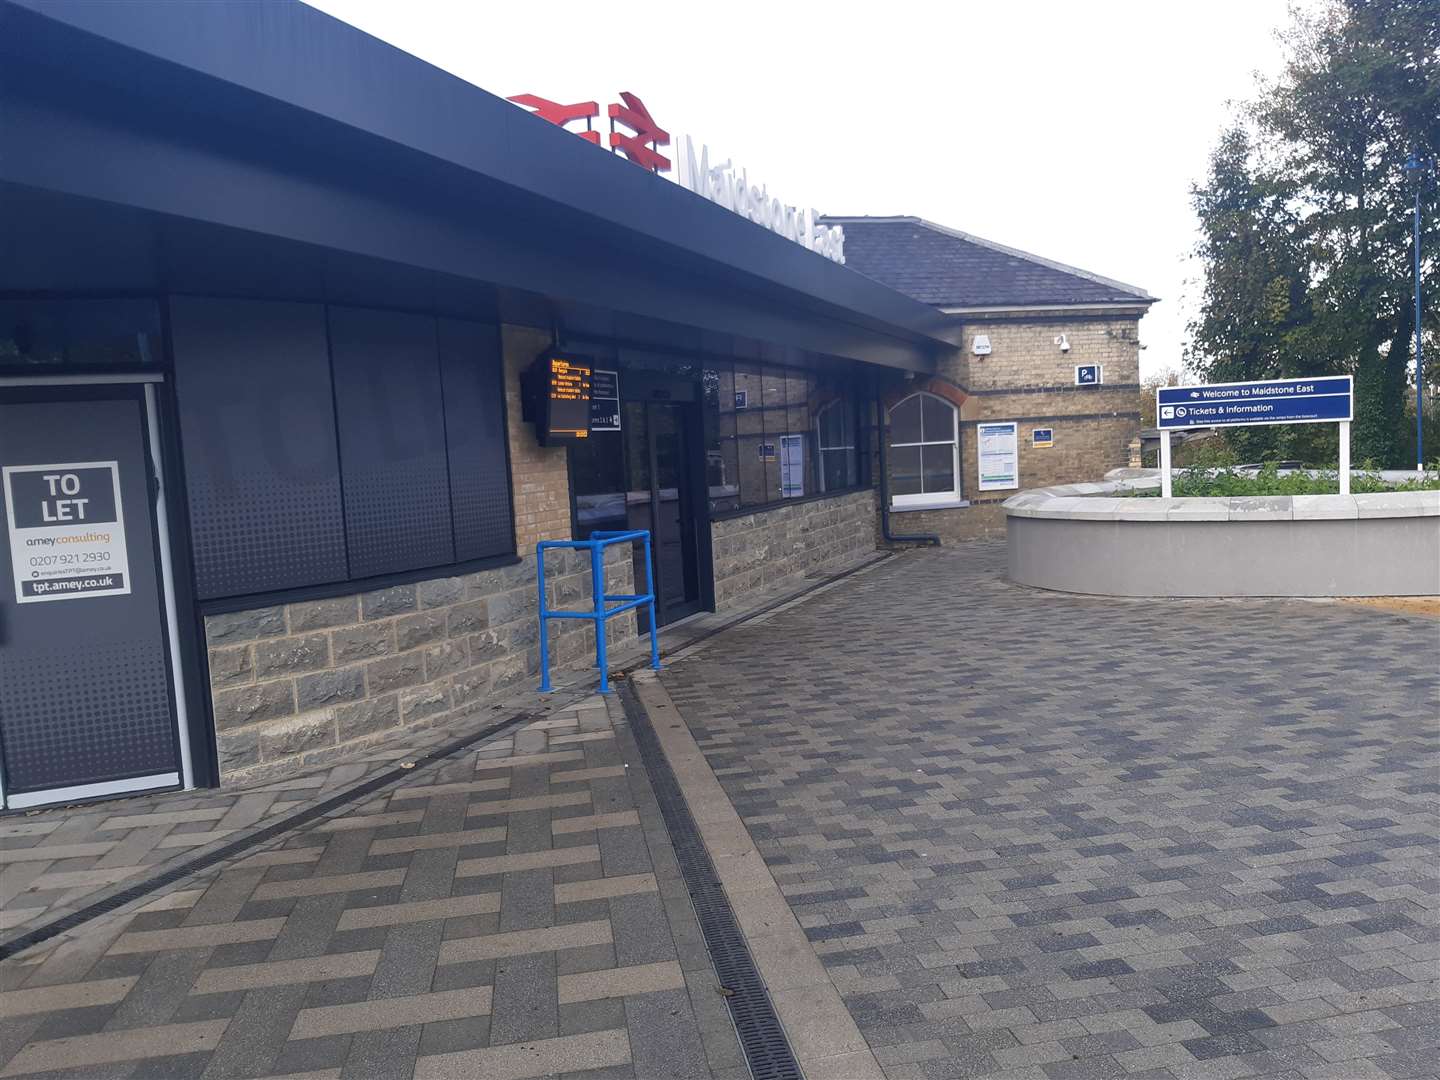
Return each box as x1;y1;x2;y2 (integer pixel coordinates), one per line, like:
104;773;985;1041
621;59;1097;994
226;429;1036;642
943;317;1141;392
885;315;1143;543
503;324;572;551
892;502;1008;543
205;548;634;785
711;490;878;609
957;414;1138;498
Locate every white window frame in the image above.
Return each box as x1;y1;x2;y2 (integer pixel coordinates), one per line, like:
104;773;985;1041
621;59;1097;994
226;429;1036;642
815;399;856;493
888;391;962;510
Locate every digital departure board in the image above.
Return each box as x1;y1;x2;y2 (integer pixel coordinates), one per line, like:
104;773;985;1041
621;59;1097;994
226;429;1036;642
533;352;593;445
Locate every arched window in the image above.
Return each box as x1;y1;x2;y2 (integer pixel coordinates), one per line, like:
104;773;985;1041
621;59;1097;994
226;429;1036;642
816;399;856;491
888;392;959;507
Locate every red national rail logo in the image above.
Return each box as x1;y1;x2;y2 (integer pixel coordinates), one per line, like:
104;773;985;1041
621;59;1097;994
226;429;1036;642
507;91;670;173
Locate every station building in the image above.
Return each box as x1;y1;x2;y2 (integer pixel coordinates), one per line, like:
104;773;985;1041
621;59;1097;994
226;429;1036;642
0;0;1150;807
827;216;1155;540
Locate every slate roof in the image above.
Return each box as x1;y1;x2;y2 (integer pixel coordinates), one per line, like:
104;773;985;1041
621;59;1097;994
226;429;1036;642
822;216;1154;310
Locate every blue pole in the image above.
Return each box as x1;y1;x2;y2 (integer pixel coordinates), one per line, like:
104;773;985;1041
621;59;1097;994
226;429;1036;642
644;531;660;670
537;544;552;692
1416;172;1425;473
592;543;609;693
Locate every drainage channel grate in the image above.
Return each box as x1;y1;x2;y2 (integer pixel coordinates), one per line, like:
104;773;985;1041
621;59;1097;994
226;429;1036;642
0;710;536;962
617;680;803;1080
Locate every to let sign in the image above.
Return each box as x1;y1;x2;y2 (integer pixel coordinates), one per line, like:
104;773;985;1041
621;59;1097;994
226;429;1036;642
1157;376;1353;430
3;461;132;603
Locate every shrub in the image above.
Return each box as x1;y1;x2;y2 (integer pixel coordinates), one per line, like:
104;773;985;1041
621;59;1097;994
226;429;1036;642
1133;463;1440;497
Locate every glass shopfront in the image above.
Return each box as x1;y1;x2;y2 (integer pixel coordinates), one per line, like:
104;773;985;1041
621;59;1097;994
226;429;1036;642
569;347;869;627
706;361;866;514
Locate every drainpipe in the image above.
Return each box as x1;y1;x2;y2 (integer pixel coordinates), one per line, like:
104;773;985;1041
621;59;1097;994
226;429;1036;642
874;376;940;546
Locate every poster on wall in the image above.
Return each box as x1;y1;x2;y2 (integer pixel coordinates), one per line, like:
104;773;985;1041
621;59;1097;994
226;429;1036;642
4;461;132;603
976;422;1019;491
590;369;621;431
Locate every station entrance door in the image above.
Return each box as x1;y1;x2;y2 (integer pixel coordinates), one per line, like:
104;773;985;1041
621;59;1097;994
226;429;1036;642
570;371;710;630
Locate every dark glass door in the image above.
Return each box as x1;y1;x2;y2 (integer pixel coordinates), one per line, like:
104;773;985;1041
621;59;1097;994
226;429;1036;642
636;400;702;627
570;377;706;631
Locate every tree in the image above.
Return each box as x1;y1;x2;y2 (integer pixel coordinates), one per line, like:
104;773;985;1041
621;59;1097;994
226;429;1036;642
1188;0;1439;467
1139;365;1185;429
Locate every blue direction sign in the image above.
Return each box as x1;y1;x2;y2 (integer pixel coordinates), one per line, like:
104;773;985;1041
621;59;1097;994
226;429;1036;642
1075;364;1101;386
1156;376;1352;430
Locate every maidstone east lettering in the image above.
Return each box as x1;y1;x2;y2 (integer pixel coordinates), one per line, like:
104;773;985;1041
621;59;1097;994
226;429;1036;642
1194;383;1318;400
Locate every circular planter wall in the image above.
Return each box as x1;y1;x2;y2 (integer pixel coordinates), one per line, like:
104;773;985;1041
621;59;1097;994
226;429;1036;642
1003;473;1440;598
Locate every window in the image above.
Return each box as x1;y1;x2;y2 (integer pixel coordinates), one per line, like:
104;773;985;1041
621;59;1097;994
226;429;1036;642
889;392;960;507
704;360;865;512
816;399;857;491
732;363;768;508
1;298;162;368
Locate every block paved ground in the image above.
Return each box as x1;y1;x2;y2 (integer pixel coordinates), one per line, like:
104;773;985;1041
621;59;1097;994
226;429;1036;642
0;698;746;1079
0;556;885;946
0;677;613;943
663;542;1440;1080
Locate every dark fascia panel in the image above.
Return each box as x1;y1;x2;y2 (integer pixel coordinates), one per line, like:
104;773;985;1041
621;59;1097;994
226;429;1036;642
0;0;957;369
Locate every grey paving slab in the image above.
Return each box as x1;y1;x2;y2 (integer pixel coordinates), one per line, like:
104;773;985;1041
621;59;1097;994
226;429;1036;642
488;950;559;1045
342;1025;422;1080
623;986;712;1080
660;542;1440;1080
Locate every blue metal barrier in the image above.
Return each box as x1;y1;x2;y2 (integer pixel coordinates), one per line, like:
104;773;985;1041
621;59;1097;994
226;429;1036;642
536;529;661;694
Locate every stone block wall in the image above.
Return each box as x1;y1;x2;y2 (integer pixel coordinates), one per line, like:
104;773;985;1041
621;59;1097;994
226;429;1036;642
711;490;878;610
204;548;634;785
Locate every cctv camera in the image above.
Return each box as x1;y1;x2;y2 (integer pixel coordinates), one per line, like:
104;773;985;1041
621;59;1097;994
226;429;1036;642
1055;334;1071;352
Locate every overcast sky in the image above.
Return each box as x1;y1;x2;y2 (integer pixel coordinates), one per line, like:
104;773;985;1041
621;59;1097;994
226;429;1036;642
306;0;1301;378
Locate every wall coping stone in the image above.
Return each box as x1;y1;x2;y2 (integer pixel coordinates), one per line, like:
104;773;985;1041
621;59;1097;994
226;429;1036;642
1003;468;1440;523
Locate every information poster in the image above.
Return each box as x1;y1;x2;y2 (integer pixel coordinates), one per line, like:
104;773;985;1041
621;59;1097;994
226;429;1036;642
590;369;621;431
977;422;1019;491
4;461;131;603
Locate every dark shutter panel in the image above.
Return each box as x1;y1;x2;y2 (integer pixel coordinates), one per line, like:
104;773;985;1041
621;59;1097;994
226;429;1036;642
171;297;347;599
329;307;454;579
438;318;513;562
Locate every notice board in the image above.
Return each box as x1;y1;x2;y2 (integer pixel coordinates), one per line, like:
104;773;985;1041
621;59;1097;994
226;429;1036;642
977;422;1019;491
